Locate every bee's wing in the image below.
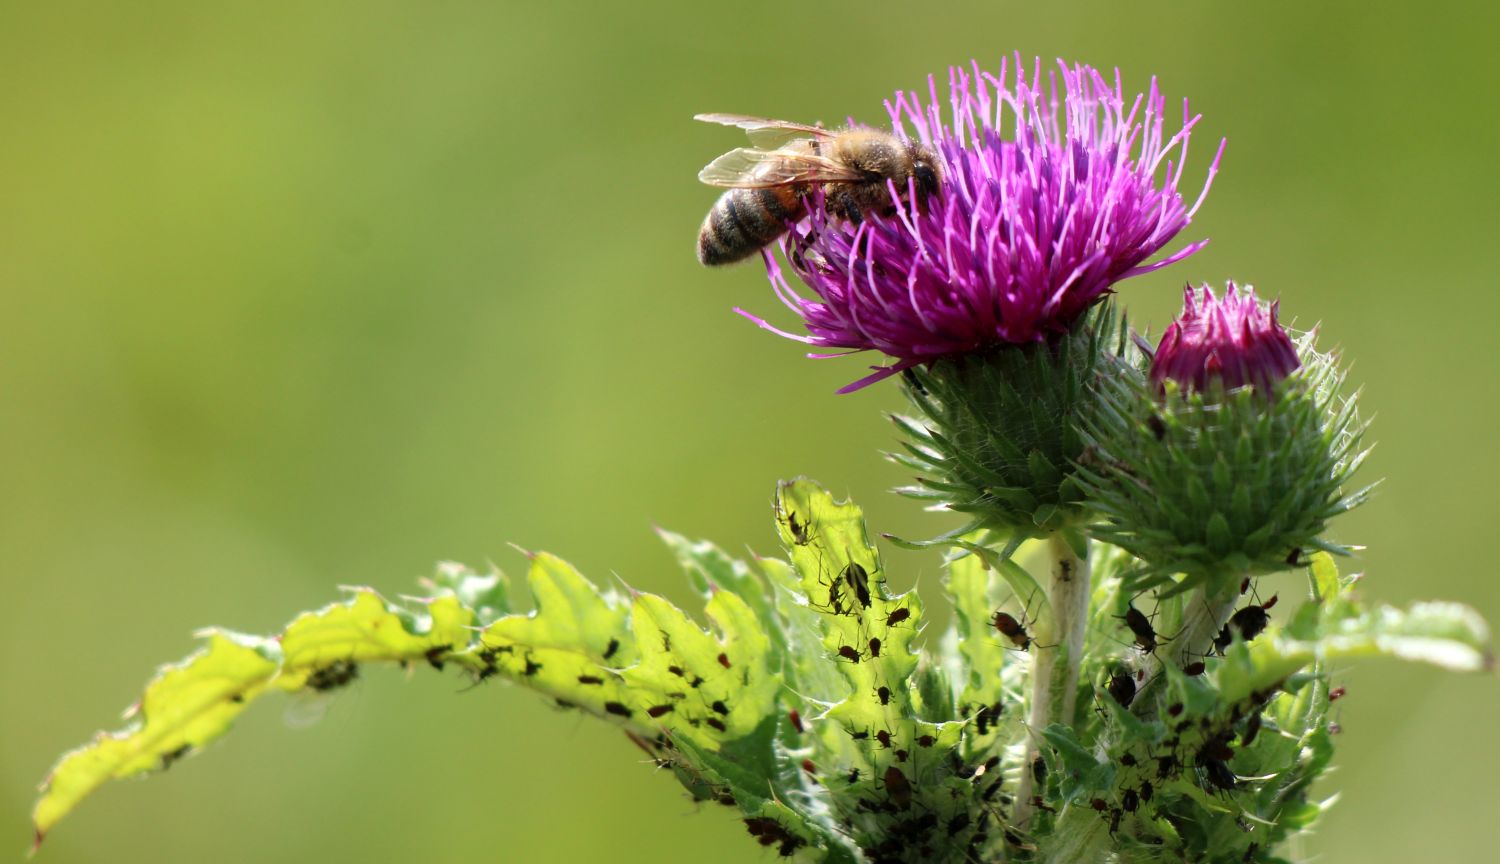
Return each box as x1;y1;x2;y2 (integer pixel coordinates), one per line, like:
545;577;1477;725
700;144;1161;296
698;147;864;188
695;113;836;148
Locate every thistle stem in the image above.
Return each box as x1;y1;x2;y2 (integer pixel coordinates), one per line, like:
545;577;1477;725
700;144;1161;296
1015;531;1091;824
1135;575;1242;708
1173;578;1242;668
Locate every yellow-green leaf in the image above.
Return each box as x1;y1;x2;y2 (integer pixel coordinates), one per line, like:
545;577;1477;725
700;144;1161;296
33;631;278;845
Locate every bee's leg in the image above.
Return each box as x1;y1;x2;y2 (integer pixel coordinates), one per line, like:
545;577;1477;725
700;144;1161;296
831;189;863;225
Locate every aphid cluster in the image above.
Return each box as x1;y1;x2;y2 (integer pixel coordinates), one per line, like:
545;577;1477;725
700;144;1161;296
828;695;1031;863
775;566;1297;862
643;642;744;735
774;506;1040;863
840;749;1009;864
1072;581;1300;857
1089;678;1287;857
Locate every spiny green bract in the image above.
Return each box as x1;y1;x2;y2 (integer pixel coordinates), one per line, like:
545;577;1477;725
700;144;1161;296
1080;335;1370;596
891;306;1127;546
32;481;1491;863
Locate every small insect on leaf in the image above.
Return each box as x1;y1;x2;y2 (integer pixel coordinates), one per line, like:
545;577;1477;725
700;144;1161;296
883;766;913;809
1118;605;1159;653
843;562;873;609
1106;671;1137;707
992;611;1032;651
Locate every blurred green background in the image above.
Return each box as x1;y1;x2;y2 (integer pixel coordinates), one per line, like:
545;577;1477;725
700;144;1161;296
3;1;1497;861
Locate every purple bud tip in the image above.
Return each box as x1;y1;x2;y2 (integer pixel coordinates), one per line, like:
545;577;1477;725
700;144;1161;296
745;55;1224;391
1149;282;1300;395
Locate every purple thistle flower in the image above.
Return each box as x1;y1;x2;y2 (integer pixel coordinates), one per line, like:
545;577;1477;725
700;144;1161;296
738;56;1224;392
1150;282;1301;395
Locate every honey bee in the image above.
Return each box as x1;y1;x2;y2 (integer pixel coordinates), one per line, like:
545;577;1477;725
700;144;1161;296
695;113;941;266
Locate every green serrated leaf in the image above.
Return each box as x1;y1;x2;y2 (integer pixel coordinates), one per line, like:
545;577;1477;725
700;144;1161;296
1316;600;1494;672
945;546;1007;711
34;546;790;845
1307;550;1341;605
33;632;279;844
277;588;472;688
424;561;511;624
480;553;631;662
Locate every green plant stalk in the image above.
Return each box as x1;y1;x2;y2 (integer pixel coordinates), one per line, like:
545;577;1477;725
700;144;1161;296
1016;531;1091;824
1136;575;1242;709
1172;577;1242;667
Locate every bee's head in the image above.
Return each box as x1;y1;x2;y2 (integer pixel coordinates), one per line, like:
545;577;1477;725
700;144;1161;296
907;143;942;201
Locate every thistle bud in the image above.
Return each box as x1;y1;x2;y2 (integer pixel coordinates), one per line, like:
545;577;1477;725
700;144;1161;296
1080;284;1368;586
1149;284;1300;395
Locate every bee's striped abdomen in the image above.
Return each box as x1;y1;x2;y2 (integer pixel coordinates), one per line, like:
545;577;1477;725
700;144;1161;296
697;186;804;266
